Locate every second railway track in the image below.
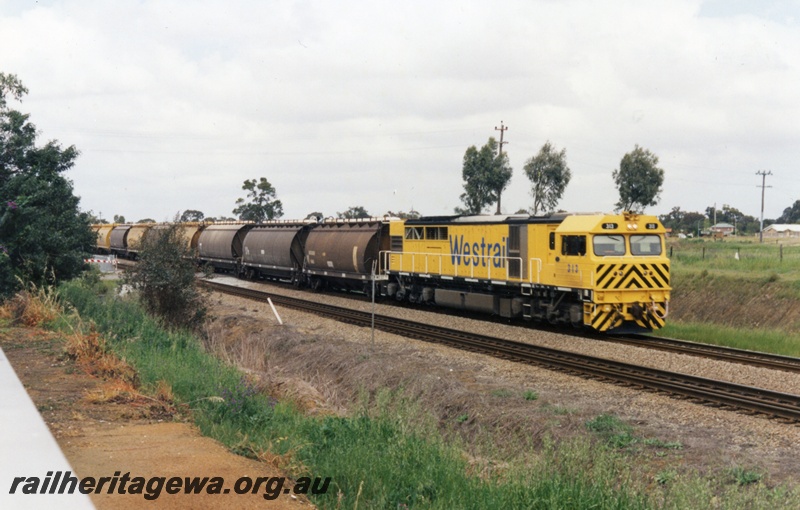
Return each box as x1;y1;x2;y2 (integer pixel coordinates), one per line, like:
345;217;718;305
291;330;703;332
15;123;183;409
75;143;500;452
201;278;800;423
119;258;800;375
609;334;800;374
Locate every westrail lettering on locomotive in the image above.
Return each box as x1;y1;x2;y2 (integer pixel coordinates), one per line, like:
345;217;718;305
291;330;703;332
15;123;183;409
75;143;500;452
448;235;508;268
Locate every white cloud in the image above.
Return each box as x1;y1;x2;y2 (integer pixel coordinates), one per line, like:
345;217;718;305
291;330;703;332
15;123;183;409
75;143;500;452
1;0;798;222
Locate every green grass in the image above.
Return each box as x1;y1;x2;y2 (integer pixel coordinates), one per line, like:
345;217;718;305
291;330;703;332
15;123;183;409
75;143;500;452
585;414;637;449
52;277;800;509
668;239;800;280
727;467;763;487
659;322;800;358
523;390;539;401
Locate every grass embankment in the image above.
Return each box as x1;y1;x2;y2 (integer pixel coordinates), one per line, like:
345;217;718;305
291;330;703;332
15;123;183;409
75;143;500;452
56;280;651;509
665;239;800;356
11;277;790;509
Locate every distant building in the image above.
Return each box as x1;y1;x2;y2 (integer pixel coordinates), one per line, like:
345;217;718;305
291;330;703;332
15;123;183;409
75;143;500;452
710;222;735;236
762;224;800;238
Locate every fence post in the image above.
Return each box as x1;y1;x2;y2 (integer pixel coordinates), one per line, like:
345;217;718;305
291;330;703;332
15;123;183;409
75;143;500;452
669;246;673;258
780;244;783;262
702;247;705;260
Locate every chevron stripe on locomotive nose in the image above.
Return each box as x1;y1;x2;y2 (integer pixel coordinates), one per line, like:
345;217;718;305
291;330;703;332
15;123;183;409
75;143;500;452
595;263;669;289
590;308;623;331
637;302;667;330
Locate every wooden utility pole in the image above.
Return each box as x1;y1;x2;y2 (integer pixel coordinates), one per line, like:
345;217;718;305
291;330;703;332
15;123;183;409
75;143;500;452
494;121;508;214
756;170;772;243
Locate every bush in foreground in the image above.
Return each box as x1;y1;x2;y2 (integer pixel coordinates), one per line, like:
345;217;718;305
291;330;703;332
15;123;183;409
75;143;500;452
124;223;206;330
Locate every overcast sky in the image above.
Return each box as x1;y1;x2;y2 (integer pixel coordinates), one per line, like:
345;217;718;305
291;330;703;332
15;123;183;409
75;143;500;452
2;0;799;223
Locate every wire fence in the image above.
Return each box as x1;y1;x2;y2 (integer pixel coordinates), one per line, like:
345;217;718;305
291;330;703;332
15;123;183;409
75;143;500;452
667;240;800;272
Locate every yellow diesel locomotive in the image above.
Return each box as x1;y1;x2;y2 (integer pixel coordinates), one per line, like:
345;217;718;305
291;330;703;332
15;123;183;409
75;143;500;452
91;211;670;333
381;212;670;332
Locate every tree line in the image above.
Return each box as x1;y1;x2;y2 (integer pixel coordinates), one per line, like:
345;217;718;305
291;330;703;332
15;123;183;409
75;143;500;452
658;201;800;237
215;133;666;224
5;70;799;300
455;137;665;216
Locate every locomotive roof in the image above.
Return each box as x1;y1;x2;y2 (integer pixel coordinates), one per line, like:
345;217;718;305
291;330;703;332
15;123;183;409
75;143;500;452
405;213;571;225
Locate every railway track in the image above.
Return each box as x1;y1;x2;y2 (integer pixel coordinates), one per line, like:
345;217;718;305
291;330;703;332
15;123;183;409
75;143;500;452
200;279;800;423
117;259;800;375
610;334;800;374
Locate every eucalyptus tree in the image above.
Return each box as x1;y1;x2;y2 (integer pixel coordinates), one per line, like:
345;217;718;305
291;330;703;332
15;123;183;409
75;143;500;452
612;145;664;213
457;137;512;215
523;142;571;215
233;177;283;222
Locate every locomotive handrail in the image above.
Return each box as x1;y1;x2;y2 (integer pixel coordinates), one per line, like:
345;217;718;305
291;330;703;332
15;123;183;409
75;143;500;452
528;258;542;284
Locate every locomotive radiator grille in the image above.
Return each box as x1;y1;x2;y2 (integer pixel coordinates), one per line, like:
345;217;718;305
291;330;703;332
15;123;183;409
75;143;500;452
594;263;670;290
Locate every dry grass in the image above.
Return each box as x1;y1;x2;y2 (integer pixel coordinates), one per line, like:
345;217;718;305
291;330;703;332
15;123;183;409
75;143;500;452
0;285;61;327
202;312;563;460
84;379;140;404
63;328;139;385
2;285;180;420
251;440;309;476
82;378;178;420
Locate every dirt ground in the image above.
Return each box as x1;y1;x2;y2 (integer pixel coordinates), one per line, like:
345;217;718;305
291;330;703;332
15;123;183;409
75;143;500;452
200;286;800;489
0;328;314;510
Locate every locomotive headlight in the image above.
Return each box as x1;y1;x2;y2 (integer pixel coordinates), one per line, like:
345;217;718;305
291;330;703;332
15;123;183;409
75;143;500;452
604;305;611;312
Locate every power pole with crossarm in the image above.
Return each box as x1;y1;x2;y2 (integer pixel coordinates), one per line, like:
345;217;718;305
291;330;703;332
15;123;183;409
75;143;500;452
756;170;772;243
494;121;508;214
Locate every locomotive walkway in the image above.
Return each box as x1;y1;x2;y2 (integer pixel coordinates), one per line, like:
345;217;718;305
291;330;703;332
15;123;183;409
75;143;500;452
200;278;800;423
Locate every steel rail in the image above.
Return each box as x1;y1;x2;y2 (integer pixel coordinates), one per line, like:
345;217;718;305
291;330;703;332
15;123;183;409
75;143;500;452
200;279;800;423
118;260;800;375
607;334;800;374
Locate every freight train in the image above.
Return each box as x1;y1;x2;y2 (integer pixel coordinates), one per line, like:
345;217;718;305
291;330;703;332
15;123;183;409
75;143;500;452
92;211;670;333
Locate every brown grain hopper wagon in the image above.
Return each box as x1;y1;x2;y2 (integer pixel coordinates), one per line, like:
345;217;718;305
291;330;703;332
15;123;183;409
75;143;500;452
241;222;311;283
196;223;254;271
303;219;390;292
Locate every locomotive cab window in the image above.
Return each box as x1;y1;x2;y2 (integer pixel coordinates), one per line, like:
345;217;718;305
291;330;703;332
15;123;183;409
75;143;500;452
630;234;662;256
593;235;625;256
561;235;586;256
425;226;448;240
405;227;424;240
